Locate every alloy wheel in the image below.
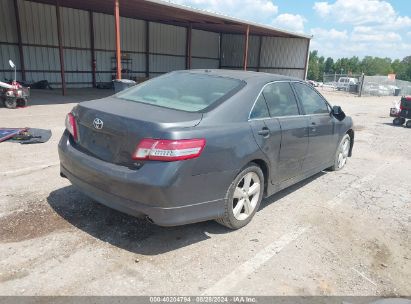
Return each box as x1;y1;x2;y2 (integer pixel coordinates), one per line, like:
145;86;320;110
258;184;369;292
337;137;350;169
232;172;261;221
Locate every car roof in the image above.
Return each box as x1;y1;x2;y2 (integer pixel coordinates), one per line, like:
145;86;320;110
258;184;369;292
174;69;301;83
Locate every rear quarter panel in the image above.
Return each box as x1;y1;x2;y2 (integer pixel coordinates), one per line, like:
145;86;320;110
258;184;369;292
171;122;268;177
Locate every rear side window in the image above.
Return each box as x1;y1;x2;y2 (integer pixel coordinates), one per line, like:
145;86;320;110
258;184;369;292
262;82;300;117
293;82;330;115
116;72;243;112
250;94;270;119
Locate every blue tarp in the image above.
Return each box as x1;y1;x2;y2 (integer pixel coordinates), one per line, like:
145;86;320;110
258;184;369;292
0;128;26;143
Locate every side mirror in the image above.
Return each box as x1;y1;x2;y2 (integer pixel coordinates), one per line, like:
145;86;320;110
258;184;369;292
332;105;346;121
9;60;15;69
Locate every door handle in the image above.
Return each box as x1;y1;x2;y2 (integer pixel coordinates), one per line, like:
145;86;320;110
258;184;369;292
310;122;316;132
258;127;270;137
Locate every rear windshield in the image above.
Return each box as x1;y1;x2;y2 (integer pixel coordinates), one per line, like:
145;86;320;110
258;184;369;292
116;72;244;112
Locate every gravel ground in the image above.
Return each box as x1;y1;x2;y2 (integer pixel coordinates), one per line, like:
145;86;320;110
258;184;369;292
0;88;409;296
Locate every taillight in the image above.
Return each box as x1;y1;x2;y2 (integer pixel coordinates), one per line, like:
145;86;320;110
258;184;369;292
133;138;206;161
65;112;78;141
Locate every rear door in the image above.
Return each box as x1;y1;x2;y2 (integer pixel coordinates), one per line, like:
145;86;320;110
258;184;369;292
249;94;282;184
292;82;338;172
262;82;309;184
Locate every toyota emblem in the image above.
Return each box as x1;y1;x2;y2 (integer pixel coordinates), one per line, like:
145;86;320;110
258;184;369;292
93;118;104;130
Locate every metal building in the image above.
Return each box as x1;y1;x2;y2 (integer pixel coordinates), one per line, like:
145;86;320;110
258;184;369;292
0;0;311;95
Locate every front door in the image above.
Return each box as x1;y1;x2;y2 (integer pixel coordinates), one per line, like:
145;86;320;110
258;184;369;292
292;82;338;172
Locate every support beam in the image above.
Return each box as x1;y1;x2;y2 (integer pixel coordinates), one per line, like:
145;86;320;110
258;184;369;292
186;23;192;69
218;33;222;69
13;0;25;81
304;39;311;80
257;36;262;72
89;11;96;87
243;25;250;71
145;21;149;78
55;0;66;95
114;0;122;79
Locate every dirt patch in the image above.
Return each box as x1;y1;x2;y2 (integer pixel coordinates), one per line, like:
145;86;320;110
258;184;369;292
364;239;392;271
0;269;30;283
0;200;70;243
353;125;366;131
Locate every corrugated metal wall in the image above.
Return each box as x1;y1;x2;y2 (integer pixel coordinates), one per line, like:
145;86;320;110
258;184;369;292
0;0;309;90
0;0;19;80
94;13;146;83
61;7;92;88
221;34;243;68
149;22;186;77
260;37;308;79
221;33;309;79
191;29;219;69
18;0;60;85
220;34;260;69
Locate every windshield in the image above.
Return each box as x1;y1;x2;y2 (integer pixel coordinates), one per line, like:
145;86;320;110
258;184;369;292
116;72;243;112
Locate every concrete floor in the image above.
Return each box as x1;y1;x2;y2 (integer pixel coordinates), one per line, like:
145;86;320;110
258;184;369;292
0;89;410;296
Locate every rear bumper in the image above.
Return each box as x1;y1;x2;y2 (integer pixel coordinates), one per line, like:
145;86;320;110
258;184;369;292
58;132;233;226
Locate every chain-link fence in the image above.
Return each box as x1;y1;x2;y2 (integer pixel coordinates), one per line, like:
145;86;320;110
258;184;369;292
361;75;411;97
322;73;411;97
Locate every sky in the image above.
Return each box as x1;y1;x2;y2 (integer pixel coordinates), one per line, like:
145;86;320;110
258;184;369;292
168;0;411;60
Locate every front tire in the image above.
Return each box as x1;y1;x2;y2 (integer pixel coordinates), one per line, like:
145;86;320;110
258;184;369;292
216;163;264;229
4;98;17;109
330;134;351;171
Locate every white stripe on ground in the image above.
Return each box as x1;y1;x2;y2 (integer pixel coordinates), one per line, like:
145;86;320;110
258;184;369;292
0;162;59;176
203;226;308;295
328;160;398;207
351;268;377;286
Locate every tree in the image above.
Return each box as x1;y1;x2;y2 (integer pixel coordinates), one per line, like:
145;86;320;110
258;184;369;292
398;56;411;81
360;56;392;76
307;50;411;81
318;56;325;81
348;56;360;74
324;57;334;73
307;50;320;81
392;59;404;76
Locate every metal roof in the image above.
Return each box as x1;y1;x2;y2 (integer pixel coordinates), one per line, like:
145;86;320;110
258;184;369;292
33;0;312;39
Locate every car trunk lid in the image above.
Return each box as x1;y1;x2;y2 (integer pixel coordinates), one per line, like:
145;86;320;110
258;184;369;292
74;97;203;165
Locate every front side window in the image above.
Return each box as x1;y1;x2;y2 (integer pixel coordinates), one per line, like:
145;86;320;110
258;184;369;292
262;82;300;117
293;82;330;115
116;72;244;112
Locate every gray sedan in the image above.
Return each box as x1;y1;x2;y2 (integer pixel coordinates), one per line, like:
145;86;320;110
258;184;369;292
58;70;354;229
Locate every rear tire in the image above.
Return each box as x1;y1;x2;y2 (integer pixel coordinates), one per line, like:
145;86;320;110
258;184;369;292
329;134;351;171
393;117;405;125
406;120;411;128
216;163;264;229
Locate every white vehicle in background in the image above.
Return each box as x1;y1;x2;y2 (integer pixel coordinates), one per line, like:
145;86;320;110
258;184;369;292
307;80;319;87
336;77;358;91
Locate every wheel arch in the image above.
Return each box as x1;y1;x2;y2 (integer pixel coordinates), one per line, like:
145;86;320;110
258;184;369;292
249;159;269;197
